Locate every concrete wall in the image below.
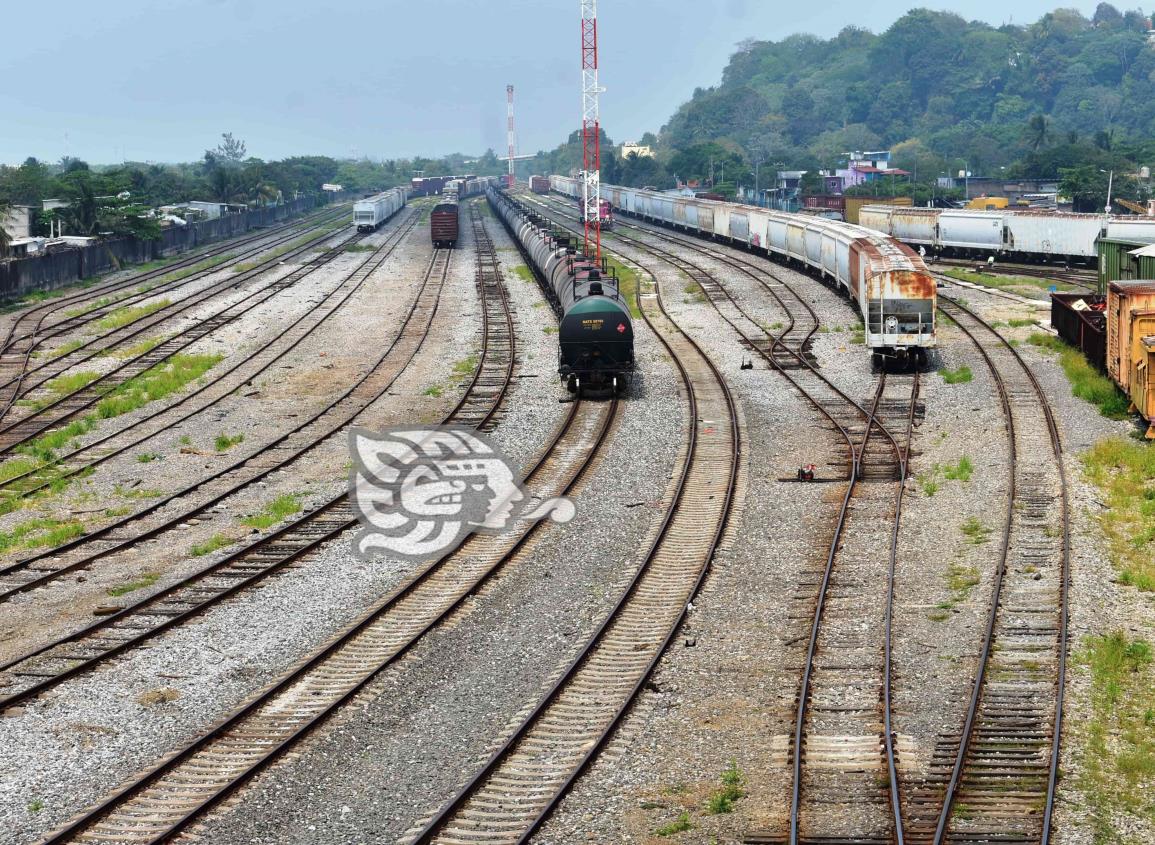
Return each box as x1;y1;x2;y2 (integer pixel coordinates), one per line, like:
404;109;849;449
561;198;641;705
1;206;34;241
0;193;345;302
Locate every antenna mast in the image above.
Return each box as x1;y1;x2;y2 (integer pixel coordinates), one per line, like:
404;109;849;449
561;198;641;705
580;0;601;260
506;84;516;188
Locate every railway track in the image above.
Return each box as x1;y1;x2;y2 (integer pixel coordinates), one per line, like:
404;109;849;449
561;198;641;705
407;201;738;845
0;230;447;606
0;204;351;423
0;214;362;456
781;370;920;844
0;204;503;714
933;257;1097;293
27;206;628;845
0;207;419;504
901;295;1070;844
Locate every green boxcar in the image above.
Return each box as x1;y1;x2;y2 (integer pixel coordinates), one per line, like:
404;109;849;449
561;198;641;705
1097;238;1155;290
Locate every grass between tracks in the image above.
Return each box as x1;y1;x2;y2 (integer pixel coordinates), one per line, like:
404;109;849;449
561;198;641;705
93;299;172;330
942;267;1078;294
1028;334;1131;419
604;256;642;318
240;494;303;530
1074;631;1155;841
0;352;223;518
1082;437;1155;592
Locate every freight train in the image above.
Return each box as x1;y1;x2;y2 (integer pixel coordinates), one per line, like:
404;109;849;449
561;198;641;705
577;197;614;230
551;175;936;366
859;205;1155;264
489;187;633;393
430;177;500;248
530;175;551;194
1051;283;1155;437
353;187;407;232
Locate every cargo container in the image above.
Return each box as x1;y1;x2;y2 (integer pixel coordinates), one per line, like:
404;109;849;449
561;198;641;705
1051;293;1107;371
530;175;550;194
1107;281;1155;390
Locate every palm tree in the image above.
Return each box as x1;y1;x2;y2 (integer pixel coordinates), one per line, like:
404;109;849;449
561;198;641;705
1028;114;1050;151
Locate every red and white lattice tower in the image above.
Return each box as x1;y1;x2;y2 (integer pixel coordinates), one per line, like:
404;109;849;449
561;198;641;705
505;84;516;188
580;0;602;260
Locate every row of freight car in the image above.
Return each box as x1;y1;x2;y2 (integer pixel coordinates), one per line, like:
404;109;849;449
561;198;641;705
409;174;479;198
859;204;1155;263
1052;282;1155;437
550;175;936;364
430;176;501;248
353;187;407;232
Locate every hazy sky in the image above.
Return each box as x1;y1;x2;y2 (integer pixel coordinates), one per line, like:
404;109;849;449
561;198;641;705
1;0;1105;165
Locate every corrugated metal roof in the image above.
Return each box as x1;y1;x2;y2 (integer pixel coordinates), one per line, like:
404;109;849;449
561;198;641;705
1109;280;1155;294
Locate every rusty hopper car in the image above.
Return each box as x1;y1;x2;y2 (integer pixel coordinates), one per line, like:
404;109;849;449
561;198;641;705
430;201;460;248
530;175;551;194
489;187;633;393
1107;281;1155;390
551;175;935;365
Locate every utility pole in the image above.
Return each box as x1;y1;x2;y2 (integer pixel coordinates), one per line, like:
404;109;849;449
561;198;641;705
579;0;602;260
506;85;517;188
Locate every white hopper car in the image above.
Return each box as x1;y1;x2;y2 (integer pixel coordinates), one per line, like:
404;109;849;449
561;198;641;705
549;175;936;364
353;187;407;232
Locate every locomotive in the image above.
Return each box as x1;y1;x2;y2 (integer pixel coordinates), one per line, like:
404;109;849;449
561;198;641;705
488;188;633;394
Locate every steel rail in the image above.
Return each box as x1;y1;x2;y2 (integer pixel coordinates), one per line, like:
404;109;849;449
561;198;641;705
411;197;739;845
926;293;1070;844
0;237;448;605
32;224;620;845
0;219;365;457
0;207;419;501
0;205;352;423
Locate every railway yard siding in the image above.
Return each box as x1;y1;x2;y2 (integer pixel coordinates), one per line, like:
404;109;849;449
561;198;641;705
0;193;344;302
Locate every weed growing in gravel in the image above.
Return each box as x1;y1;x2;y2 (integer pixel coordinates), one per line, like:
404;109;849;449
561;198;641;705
136;453;160;463
451;354;479;384
940;365;973;384
960;517;991;544
178;435;192;446
95;299;172;331
190;533;232;557
1028;336;1130;419
17;417;96;462
240;494;302;530
62;293;132;319
104;506;132;518
423;385;444;398
654;812;693;836
107;572;160;597
27;799;43;813
604;256;643;318
114;484;163;499
918;473;939;497
96;353;223;419
511;264;535;284
944;456;974;482
1082;437;1155;591
157;254;236;285
1075;632;1155;837
108;335;166;360
233;232;331;272
1008;318;1037;327
213;432;245;452
44;370;102;398
542;326;557;335
49;339;85;359
704;760;745;815
0;517;85;554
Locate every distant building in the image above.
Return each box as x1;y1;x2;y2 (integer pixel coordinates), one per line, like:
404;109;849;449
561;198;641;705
830;151;909;192
620;142;654;159
0;205;35;241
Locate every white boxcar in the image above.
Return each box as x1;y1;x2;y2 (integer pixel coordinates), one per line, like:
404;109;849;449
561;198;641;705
353;187;406;232
938;210;1003;251
1003;212;1101;258
1106;218;1155;244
